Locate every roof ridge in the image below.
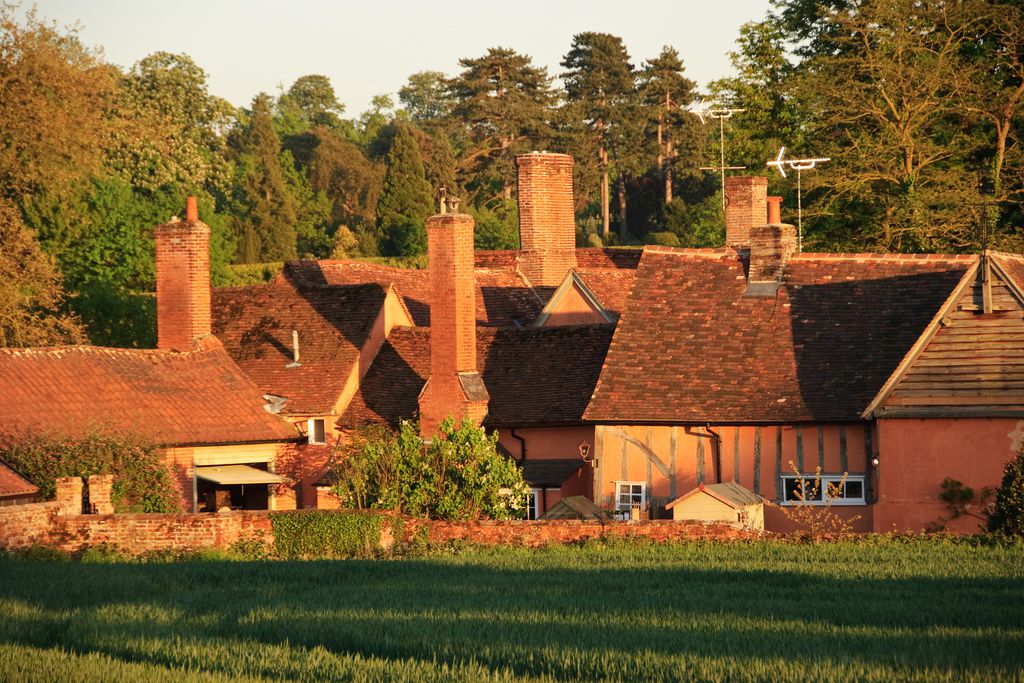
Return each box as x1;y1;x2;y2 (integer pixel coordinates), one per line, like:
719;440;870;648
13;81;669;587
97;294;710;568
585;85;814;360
0;345;179;358
793;252;976;262
642;246;737;258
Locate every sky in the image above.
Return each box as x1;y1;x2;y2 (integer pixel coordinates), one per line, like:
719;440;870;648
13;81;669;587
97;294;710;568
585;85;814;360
33;0;774;115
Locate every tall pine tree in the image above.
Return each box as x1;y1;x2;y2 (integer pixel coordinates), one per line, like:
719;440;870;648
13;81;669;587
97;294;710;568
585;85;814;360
562;33;635;238
234;94;298;262
376;124;433;256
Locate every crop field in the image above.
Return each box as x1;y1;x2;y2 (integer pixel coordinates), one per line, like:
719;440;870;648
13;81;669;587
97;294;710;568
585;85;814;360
0;538;1022;682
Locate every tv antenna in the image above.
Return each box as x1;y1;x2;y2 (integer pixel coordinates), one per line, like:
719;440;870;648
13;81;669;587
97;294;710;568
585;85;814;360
766;147;830;252
690;100;746;210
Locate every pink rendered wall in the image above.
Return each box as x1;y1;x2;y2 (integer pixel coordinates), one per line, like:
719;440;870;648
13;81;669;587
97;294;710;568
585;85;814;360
594;424;873;531
874;417;1022;533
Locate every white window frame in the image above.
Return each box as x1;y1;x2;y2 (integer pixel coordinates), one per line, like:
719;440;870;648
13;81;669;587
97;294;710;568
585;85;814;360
527;488;542;520
307;418;327;445
614;481;646;511
780;474;866;506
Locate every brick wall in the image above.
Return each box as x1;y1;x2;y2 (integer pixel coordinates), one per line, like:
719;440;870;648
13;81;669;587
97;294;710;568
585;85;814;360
155;216;211;351
516;152;578;287
724;176;768;249
0;505;753;556
749;223;797;283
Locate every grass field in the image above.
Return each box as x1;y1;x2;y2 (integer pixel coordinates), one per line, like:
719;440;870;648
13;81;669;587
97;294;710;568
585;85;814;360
1;538;1022;682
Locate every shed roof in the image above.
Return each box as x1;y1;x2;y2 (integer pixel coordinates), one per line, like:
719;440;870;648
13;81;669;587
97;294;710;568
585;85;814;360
0;461;38;498
540;495;606;520
666;481;764;510
521;459;584;487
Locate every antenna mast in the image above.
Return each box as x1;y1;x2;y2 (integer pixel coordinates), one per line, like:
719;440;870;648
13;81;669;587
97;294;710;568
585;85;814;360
766;147;830;252
690;101;746;210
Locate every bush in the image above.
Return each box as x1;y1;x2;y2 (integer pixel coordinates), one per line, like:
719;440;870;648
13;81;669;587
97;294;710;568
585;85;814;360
647;231;681;247
333;419;529;520
0;429;179;512
270;510;384;559
988;452;1024;536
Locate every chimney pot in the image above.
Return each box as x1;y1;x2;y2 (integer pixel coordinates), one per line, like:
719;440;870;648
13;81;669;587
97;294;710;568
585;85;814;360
766;196;782;225
516;152;578;287
186;196;198;222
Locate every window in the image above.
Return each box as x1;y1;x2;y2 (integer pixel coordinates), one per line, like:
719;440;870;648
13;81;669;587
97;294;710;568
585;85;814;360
527;488;541;520
781;474;865;505
615;481;646;511
307;418;327;445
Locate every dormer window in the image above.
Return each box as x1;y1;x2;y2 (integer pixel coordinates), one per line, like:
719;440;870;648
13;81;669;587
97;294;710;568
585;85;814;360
307;418;327;445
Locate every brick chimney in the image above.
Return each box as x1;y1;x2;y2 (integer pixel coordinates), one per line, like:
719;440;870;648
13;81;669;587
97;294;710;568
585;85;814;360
516;152;578;287
155;197;211;351
748;205;797;285
725;176;768;249
418;213;489;437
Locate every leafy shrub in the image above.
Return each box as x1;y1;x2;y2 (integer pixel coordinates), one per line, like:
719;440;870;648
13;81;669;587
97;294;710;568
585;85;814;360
647;231;681;247
334;419;529;520
988;452;1024;536
469;199;519;250
270;510;384;559
218;262;282;286
0;429;179;512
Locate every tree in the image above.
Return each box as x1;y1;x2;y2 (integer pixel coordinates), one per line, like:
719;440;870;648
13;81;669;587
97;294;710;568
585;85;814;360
0;6;115;201
0;199;84;347
285;74;347;131
376;124;433;256
794;0;993;251
450;47;557;202
334;419;529;521
562;33;636;237
399;71;453;124
988;451;1024;537
639;47;698;206
232;94;298;262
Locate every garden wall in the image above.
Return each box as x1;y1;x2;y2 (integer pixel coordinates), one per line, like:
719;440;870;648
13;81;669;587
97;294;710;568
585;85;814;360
0;504;752;556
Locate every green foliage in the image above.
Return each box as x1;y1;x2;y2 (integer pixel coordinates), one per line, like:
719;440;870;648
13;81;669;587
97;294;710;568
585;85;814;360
231;94;298;262
469;200;519;250
218;262;282;286
270;510;383;559
646;231;680;247
988;452;1024;536
335;420;529;520
0;199;84;347
663;193;724;247
0;429;179;512
376;124;433;256
0;539;1022;681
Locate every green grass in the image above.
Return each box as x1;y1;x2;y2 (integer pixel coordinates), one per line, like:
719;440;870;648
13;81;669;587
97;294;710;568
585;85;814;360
1;538;1022;681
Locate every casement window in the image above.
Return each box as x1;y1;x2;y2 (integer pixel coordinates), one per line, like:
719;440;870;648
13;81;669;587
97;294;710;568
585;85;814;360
781;474;865;505
307;418;327;445
615;481;646;511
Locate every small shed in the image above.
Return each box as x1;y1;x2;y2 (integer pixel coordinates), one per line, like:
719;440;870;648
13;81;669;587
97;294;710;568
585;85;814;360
665;481;765;531
540;495;606;521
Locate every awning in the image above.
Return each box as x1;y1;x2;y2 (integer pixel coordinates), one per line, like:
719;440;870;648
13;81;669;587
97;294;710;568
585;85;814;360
195;465;288;485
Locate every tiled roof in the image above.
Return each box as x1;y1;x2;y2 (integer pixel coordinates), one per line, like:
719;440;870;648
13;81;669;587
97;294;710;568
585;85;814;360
521;459;584;487
212;281;388;416
994;251;1024;294
0;339;297;446
585;248;975;423
279;248;641;327
339;324;614;429
280;260;542;327
0;461;38;498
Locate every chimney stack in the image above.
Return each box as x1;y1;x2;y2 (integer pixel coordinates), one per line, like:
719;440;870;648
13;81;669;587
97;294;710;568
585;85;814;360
418;213;489;437
725;176;768;249
516;152;578;287
155;197;211;350
748;201;797;285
